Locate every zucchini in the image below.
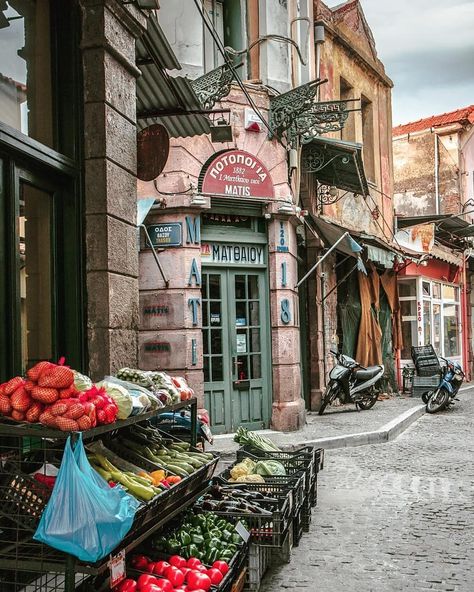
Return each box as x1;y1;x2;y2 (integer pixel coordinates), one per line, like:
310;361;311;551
166;464;189;477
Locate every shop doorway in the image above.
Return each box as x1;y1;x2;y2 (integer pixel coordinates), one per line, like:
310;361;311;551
202;269;271;434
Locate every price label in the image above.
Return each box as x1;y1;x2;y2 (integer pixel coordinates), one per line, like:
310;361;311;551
235;521;250;542
109;549;126;589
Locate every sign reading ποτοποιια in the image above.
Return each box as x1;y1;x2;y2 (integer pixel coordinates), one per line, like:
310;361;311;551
146;223;182;247
201;242;265;265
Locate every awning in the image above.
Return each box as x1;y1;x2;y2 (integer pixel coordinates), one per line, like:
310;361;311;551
301;137;369;196
365;244;396;269
306;215;363;258
136;15;211;138
396;214;474;242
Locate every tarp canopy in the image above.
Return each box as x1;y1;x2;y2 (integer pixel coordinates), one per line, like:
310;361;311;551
302;137;369;196
307;215;363;258
396;214;474;241
136;15;211;137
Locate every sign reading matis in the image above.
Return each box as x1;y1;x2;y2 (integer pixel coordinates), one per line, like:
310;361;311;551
201;150;274;198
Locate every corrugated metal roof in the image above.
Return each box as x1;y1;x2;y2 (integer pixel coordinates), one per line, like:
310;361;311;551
393;105;474;136
136;14;211;138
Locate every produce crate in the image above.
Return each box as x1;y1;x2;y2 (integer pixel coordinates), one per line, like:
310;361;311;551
411;375;440;398
197;491;291;548
292;505;304;547
245;543;272;592
411;345;440;375
218;465;306;514
236;449;314;507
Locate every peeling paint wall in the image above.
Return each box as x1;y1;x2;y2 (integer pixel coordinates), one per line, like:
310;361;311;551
393;131;461;216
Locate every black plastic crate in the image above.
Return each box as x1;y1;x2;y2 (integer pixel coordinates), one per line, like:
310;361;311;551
292;506;304;547
411;375;440;398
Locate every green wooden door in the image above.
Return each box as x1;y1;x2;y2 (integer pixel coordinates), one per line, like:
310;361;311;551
203;269;270;433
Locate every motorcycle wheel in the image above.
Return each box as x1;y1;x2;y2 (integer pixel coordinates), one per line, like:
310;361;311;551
421;391;432;404
426;388;450;414
357;389;379;410
318;383;340;416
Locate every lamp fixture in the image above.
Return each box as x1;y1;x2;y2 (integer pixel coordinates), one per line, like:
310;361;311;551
210;116;233;143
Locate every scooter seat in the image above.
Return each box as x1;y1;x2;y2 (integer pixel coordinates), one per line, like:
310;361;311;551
354;366;382;381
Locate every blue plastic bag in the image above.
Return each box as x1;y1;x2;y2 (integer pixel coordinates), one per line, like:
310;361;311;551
34;434;139;562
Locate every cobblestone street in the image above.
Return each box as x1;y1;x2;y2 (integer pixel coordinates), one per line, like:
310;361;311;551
261;389;474;591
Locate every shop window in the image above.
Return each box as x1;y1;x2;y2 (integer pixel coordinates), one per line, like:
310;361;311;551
442;284;456;301
340;77;355;142
433;282;441;299
0;1;53;147
399;279;416;298
433;303;441;354
400;300;417;359
422;281;431;297
361;95;375;182
423;300;431;346
443;303;460;357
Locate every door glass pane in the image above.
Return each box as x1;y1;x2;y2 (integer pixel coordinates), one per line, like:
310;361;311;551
248;275;259;299
249;301;260;326
0;1;53;146
235;275;246;299
433;303;441;354
203;358;210;382
212;356;223;381
443;304;460;357
249;328;260;353
423;301;431;345
250;354;261;379
237;355;248;381
210;329;222;354
399;280;416;297
210;301;221;326
209;274;221;299
236;301;247;326
20;182;53;371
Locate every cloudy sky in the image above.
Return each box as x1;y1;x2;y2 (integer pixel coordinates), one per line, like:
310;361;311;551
326;0;474;126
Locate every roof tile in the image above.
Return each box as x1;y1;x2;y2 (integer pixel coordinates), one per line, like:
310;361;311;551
393;105;474;136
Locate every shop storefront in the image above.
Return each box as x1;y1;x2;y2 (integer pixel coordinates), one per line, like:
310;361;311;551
398;258;464;373
139;129;306;433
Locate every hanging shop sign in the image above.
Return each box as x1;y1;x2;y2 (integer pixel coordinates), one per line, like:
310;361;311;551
201;242;265;265
394;223;434;254
146;223;182;247
200;150;274;198
137;124;170;182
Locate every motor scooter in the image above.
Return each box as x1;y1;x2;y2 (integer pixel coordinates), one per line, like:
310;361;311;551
152;410;213;449
422;357;464;413
318;350;384;415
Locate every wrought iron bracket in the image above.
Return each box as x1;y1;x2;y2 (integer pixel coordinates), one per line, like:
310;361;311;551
191;64;235;110
289;99;360;145
301;143;350;174
268;79;325;139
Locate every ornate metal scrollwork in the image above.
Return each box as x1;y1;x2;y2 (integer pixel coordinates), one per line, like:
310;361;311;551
191;65;234;110
289;100;351;145
301;144;350;174
268;80;323;138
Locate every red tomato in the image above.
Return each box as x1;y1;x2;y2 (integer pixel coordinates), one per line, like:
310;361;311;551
116;579;137;592
137;574;159;590
139;585;161;592
186;572;212;592
181;567;191;580
146;562;158;574
153;561;170;576
206;568;224;585
131;555;150;571
153;579;173;592
164;566;185;587
212;560;229;576
168;555;187;569
195;565;207;574
186;558;201;569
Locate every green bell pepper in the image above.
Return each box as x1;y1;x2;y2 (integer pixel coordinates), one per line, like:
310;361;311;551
179;531;192;546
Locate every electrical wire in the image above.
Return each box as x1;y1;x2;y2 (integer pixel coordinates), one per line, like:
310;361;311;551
192;0;287;147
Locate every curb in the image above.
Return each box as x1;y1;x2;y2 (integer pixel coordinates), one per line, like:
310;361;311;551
216;404;427;458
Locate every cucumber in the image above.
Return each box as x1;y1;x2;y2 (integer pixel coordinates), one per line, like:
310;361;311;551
166;464;189;477
168;461;195;474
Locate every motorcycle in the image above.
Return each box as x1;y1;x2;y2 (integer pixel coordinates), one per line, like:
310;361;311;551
152;409;214;449
318;349;384;415
422;357;464;414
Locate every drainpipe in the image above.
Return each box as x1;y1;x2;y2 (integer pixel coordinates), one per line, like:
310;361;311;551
461;254;470;379
434;132;440;214
314;24;325;100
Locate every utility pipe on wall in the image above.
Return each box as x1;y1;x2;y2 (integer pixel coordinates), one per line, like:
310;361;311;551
434;132;440;214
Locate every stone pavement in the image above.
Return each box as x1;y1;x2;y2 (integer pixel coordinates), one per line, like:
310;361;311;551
260;387;474;592
211;396;422;456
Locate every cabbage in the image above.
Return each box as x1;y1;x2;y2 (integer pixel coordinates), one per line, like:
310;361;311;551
73;370;93;392
96;380;133;419
254;460;286;476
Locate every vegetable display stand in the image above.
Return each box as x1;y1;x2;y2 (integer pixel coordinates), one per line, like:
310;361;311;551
0;398;217;592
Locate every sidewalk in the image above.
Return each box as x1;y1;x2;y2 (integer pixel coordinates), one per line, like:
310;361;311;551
211;385;474;457
210;396;423;457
